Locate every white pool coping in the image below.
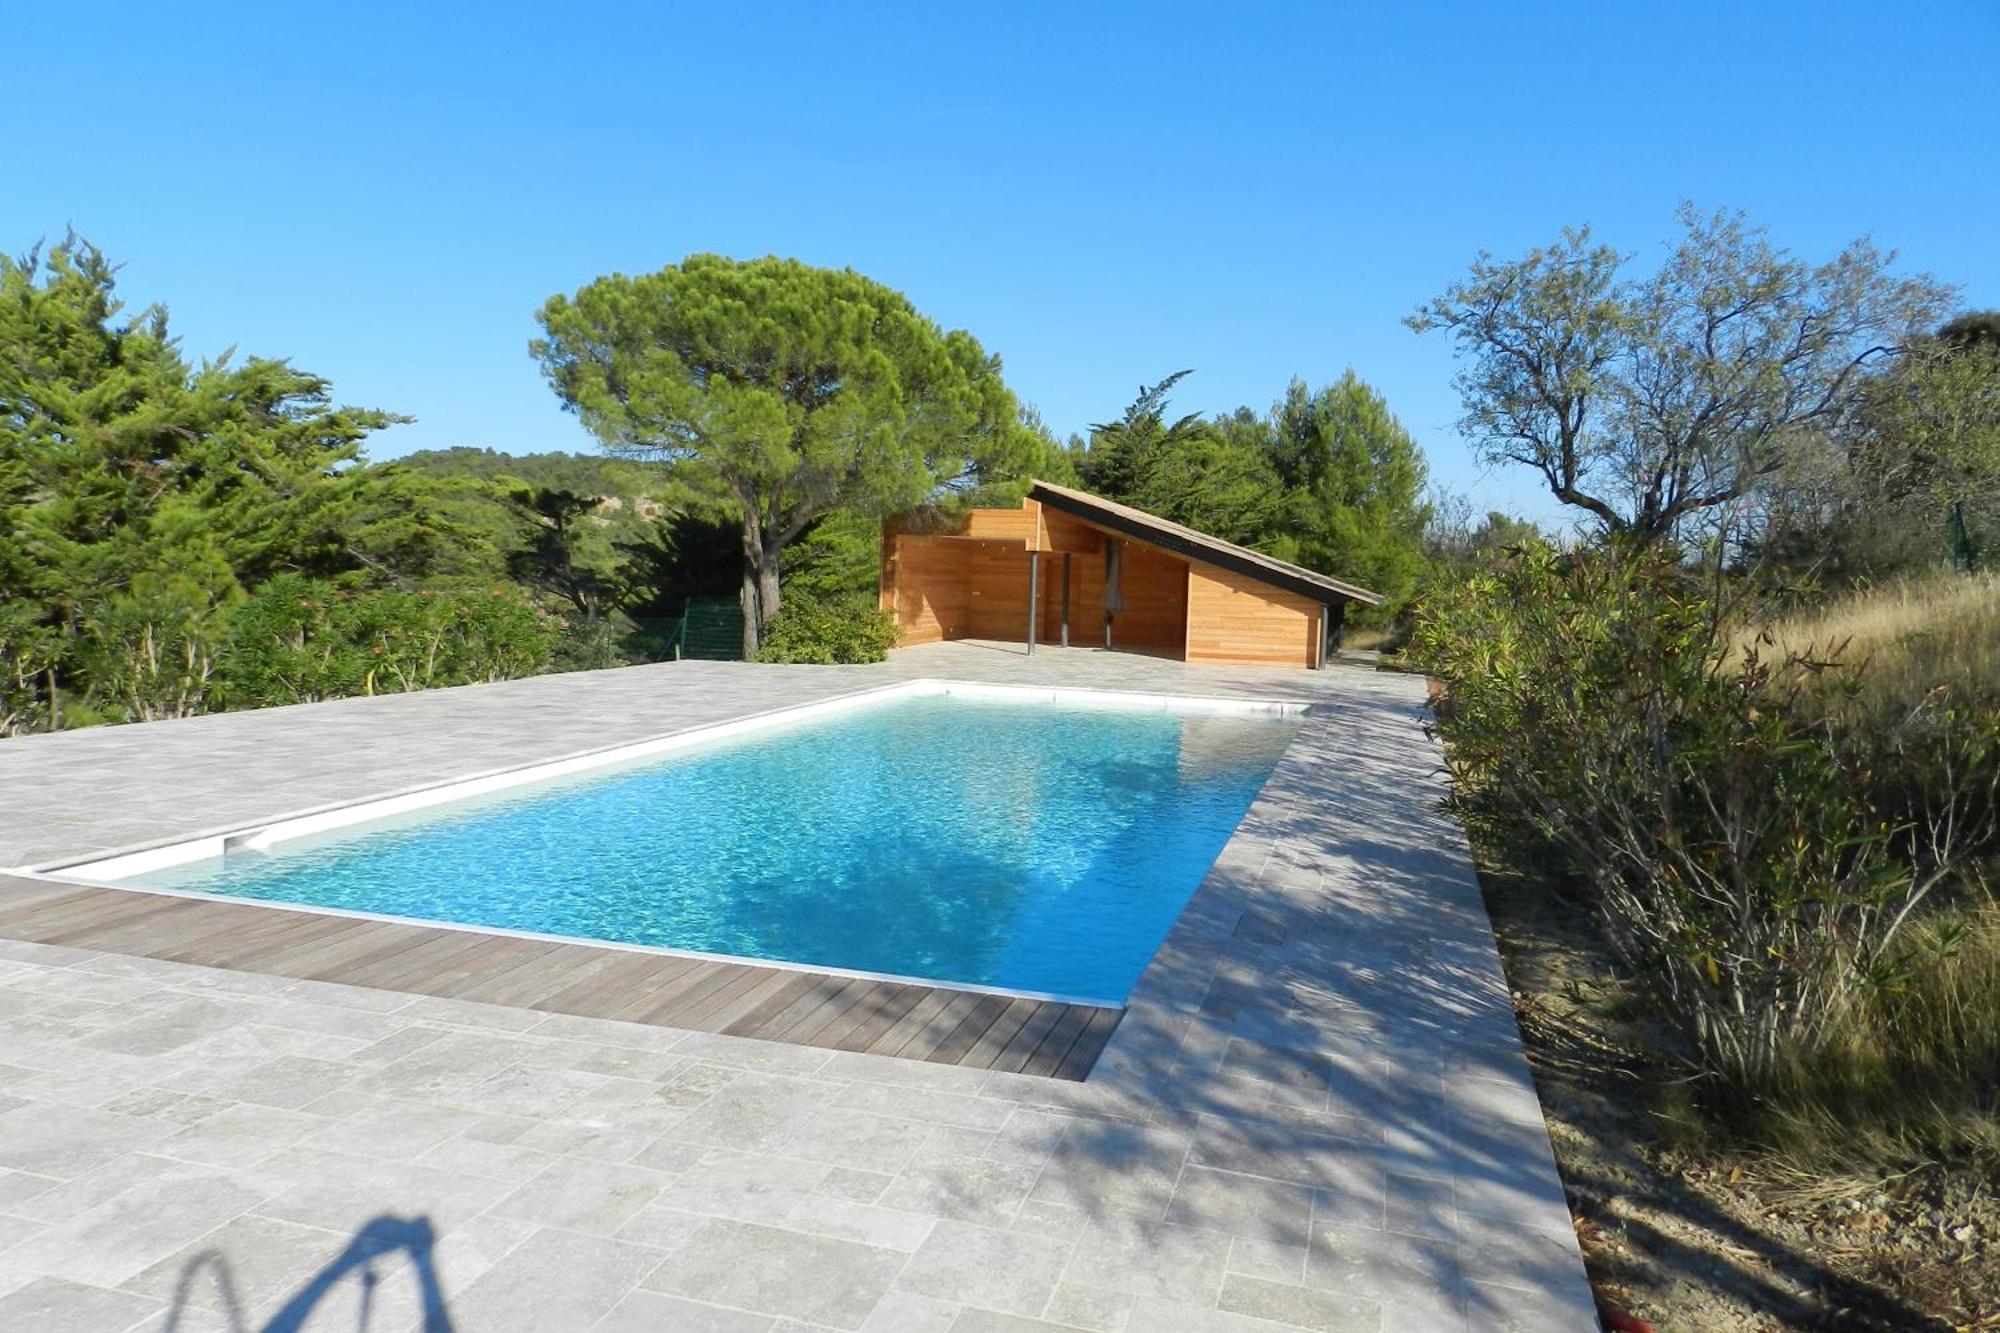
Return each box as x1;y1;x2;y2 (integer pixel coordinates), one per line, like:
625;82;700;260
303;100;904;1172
12;677;1308;1009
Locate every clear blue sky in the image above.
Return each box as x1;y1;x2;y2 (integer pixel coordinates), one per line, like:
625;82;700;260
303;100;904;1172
12;1;1998;525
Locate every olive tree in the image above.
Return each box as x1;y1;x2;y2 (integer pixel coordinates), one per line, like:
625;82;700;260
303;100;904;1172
534;255;1029;654
1408;207;1954;544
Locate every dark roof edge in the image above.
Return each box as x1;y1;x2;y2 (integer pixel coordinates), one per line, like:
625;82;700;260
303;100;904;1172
1027;480;1382;607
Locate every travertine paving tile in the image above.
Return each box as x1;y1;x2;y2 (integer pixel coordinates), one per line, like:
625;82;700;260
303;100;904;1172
0;1275;161;1332
447;1227;663;1332
892;1219;1073;1316
647;1217;908;1329
0;645;1592;1330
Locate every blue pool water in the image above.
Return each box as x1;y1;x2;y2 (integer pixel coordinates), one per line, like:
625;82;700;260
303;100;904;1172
133;694;1296;1000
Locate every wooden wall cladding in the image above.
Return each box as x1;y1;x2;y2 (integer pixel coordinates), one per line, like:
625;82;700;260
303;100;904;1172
964;497;1047;548
966;539;1037;639
887;508;1327;670
882;534;973;643
1185;562;1323;668
1040;509;1105;555
1029;541;1184;651
1111;543;1189;650
1037;549;1102;644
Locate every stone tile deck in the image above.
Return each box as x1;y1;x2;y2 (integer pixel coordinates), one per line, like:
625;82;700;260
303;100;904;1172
0;642;1596;1331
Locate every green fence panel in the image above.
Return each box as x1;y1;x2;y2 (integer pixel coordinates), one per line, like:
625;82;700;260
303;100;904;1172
680;598;745;660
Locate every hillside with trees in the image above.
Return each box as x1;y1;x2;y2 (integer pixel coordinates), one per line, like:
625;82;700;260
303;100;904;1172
2;237;1457;727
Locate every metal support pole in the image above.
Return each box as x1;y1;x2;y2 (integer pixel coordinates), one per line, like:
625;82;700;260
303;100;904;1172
1059;554;1071;648
1026;551;1039;656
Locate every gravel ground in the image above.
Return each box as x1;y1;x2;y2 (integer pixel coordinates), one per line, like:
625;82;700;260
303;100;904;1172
1480;871;1999;1332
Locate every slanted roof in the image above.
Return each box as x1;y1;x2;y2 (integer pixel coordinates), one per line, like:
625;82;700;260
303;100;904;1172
1027;479;1383;607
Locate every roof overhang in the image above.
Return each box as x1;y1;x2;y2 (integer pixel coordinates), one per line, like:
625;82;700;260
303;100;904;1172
1027;481;1382;607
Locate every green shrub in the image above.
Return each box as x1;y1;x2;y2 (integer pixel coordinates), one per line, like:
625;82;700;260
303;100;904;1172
223;575;556;706
0;601;63;735
77;572;232;722
222;575;364;705
754;595;899;664
549;615;630;672
1409;544;1998;1094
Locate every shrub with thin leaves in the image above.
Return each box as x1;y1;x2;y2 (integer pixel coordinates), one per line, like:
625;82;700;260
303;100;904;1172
77;572;231;722
223;575;556;707
753;595;899;665
1410;544;1997;1091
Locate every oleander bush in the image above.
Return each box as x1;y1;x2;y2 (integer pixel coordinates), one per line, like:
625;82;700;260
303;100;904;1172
1409;545;2000;1146
222;575;556;707
753;594;900;665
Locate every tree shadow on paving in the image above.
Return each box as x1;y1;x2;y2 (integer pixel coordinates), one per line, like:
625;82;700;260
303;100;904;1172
164;1214;453;1333
1042;692;1943;1330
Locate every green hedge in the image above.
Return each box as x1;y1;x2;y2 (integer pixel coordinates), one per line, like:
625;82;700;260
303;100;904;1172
223;575;556;707
753;595;899;664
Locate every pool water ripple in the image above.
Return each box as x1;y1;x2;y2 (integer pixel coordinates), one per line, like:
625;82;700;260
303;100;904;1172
134;695;1296;1001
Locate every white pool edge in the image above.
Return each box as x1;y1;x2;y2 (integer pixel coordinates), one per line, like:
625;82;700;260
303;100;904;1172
30;677;1304;882
6;677;1306;1007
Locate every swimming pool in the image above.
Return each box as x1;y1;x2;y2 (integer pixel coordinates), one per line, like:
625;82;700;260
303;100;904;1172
101;686;1298;1002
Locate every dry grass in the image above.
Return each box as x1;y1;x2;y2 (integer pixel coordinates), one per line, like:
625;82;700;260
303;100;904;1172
1724;572;2000;1176
1753;903;2000;1178
1746;571;2000;708
1340;624;1395;652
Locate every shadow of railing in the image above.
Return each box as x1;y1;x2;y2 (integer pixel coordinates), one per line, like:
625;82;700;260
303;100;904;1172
164;1214;454;1333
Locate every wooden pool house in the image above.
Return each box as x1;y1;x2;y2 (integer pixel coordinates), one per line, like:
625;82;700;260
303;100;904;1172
880;480;1381;669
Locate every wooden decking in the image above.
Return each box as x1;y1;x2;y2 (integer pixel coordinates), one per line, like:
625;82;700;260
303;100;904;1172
0;873;1123;1081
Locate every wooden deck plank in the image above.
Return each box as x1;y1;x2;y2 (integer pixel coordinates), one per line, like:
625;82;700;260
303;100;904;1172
824;984;928;1052
354;930;531;992
398;936;557;999
864;988;960;1057
984;999;1069;1074
751;974;861;1043
296;924;469;986
719;971;830;1038
925;992;1015;1065
189;914;385;973
459;946;611;1008
40;895;226;949
112;898;353;969
1052;1006;1124;1081
767;977;868;1044
0;884;174;940
1016;1004;1095;1079
889;990;988;1062
591;957;717;1023
662;964;788;1030
0;875;1118;1081
959;996;1045;1070
632;960;759;1027
798;980;910;1049
538;951;695;1015
0;877;100;916
579;957;716;1023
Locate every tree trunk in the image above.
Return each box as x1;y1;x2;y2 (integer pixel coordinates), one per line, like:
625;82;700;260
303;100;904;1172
738;564;759;659
756;557;782;628
737;518;789;659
